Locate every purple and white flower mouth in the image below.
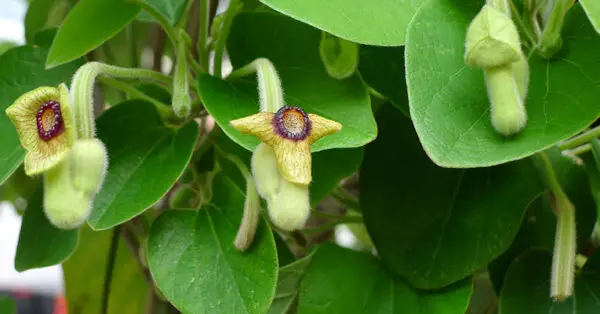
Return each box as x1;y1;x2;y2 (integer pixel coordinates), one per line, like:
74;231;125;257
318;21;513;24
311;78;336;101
36;100;64;141
272;106;312;141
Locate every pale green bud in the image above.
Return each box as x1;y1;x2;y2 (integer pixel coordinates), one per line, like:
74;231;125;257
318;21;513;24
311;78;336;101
251;143;281;201
484;63;527;136
69;138;108;195
512;54;530;101
319;32;359;80
234;179;261;251
43;160;92;229
465;5;522;68
268;179;310;231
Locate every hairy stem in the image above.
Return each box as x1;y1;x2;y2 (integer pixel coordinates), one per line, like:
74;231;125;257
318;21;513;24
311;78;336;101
213;0;242;77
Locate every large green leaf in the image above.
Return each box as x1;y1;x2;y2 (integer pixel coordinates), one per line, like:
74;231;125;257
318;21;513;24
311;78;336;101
198;12;375;153
360;105;543;289
358;45;409;116
405;1;600;168
298;244;472;313
259;0;424;46
147;175;278;314
581;0;600;34
0;44;83;185
499;249;600;313
268;254;313;314
87;100;198;229
138;0;187;25
46;0;141;68
214;117;364;206
15;188;79;271
63;226;148;314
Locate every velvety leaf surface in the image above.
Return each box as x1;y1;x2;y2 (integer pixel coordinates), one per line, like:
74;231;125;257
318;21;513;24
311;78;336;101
198;12;375;153
0;44;83;185
138;0;187;25
63;226;148;314
46;0;141;68
499;249;600;313
297;244;472;313
147;175;278;314
87;100;198;229
15;188;78;271
259;0;424;46
581;0;600;33
358;45;409;116
361;104;543;289
406;1;600;167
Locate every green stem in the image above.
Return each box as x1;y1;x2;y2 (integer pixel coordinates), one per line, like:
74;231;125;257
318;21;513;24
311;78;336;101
559;125;600;150
332;188;360;210
176;0;195;29
213;0;242;77
538;0;570;58
173;29;192;118
98;77;172;117
130;0;178;45
71;62;172;138
101;226;121;314
538;152;576;301
197;0;210;72
562;143;592;156
228;58;284;113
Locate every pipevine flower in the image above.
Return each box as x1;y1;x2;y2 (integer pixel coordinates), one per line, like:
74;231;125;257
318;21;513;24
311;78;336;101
5;84;75;176
230;105;342;185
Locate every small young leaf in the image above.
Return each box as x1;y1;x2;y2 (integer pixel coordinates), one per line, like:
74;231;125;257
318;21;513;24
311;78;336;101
297;244;472;313
46;0;141;68
199;12;375;152
87;100;198;229
0;44;83;185
147;175;278;314
259;0;424;46
361;105;544;289
406;1;600;167
63;226;148;314
137;0;188;25
15;188;79;271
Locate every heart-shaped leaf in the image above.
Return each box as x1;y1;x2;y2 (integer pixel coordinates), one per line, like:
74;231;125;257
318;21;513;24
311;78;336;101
199;12;375;153
87;100;198;229
361;105;544;289
147;174;278;314
406;1;600;167
259;0;424;46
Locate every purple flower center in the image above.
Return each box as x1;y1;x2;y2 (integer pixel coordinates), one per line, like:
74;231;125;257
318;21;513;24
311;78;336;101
272;106;311;141
36;101;64;141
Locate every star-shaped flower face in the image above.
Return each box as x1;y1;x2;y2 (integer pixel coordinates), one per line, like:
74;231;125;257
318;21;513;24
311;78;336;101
230;106;342;185
5;84;75;176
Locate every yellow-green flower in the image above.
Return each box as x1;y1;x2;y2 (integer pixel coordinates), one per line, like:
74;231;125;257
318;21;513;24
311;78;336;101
230;106;342;185
5;84;75;176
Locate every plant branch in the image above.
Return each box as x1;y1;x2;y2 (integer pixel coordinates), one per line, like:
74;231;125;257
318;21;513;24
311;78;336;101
130;0;178;45
559;125;600;150
213;0;242;77
197;0;210;72
98;76;173;119
101;226;121;314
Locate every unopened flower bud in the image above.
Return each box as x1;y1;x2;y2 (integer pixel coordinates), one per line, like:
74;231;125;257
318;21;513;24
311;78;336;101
484;63;527;136
234;179;261;251
43;160;92;229
69;138;108;195
319;32;359;80
465;5;522;68
251;143;280;201
512;54;530;101
268;179;310;231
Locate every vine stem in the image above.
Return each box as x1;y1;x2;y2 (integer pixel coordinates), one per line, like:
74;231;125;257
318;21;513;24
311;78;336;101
213;0;242;77
101;226;121;314
98;77;172;118
197;0;210;71
558;125;600;150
